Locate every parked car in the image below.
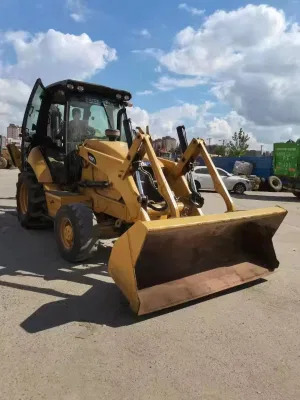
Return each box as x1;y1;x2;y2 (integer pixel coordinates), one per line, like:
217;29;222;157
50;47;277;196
192;166;252;194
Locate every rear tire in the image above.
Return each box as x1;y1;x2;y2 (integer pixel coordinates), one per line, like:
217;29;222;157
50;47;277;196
0;157;7;169
233;183;246;195
55;203;94;262
16;171;50;229
268;176;282;192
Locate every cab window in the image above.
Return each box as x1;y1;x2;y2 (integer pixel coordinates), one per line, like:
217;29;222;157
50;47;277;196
195;167;209;174
217;169;228;176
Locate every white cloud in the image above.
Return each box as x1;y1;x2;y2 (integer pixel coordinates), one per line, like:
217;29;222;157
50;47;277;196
136;90;153;96
0;29;117;132
66;0;89;22
134;29;151;38
205;111;300;150
153;75;207;91
0;79;31;134
128;102;213;139
2;29;117;85
140;4;300;144
128;101;300;150
178;3;205;16
127;106;150;130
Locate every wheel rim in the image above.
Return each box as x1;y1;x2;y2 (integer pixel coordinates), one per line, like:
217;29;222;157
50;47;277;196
236;184;244;194
60;217;74;250
19;182;28;214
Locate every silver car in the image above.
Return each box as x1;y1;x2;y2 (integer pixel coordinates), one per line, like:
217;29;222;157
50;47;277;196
192;166;252;195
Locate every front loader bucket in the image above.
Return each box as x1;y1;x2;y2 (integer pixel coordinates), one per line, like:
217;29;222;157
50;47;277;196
108;206;287;315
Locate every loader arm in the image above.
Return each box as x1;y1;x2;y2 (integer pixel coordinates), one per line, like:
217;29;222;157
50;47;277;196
119;128;180;218
172;138;236;212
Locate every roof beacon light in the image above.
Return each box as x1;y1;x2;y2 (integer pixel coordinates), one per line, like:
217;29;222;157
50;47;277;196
124;95;130;101
77;85;84;92
116;93;122;100
67;83;74;90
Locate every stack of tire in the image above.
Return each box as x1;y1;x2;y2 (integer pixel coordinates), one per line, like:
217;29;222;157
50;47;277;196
268;176;282;192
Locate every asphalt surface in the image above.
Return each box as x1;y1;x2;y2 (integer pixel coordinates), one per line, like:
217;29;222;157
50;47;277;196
0;168;299;400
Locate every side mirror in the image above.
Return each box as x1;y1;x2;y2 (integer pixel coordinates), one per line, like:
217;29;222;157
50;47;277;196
32;123;37;131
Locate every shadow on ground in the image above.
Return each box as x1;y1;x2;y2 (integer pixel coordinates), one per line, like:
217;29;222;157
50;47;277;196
232;193;299;202
0;209;266;333
20;279;265;333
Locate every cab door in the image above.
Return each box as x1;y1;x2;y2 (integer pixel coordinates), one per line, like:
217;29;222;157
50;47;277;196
21;78;46;169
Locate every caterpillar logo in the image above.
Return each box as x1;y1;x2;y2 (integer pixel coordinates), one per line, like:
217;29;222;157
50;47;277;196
88;153;96;165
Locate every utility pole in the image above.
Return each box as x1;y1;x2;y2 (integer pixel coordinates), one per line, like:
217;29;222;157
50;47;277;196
260;145;263;155
205;138;212;154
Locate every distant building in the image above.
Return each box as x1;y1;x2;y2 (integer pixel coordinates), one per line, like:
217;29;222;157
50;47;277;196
152;136;177;155
152;138;163;152
7;124;21;141
0;135;7;147
162;136;177;152
7;136;21;146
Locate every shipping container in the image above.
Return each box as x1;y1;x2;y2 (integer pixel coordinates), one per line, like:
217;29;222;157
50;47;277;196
273;142;300;196
273;142;300;178
196;156;273;179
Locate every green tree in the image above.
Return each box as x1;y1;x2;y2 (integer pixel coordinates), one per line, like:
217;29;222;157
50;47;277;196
228;128;250;156
215;145;226;156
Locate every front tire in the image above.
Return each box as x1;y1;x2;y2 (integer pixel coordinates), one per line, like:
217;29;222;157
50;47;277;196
16;171;50;228
233;183;246;195
55;203;94;262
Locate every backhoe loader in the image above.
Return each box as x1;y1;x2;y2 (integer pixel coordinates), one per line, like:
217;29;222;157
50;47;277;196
8;78;287;315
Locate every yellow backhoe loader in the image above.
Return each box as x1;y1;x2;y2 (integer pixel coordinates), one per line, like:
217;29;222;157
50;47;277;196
8;78;287;315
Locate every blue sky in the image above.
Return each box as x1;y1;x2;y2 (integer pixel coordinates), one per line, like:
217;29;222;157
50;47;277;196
1;0;300;148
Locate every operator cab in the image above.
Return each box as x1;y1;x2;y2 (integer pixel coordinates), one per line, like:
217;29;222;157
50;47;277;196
21;78;133;183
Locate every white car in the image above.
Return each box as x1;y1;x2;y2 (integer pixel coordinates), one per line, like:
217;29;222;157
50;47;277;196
192;166;252;195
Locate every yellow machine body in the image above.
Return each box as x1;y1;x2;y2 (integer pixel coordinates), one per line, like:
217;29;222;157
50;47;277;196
13;128;287;315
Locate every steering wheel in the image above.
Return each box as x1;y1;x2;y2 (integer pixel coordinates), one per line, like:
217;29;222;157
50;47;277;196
85;126;98;139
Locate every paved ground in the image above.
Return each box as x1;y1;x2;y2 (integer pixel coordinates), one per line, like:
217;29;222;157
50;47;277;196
0;168;299;400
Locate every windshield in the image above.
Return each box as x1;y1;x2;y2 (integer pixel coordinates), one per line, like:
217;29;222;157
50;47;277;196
67;95;127;152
